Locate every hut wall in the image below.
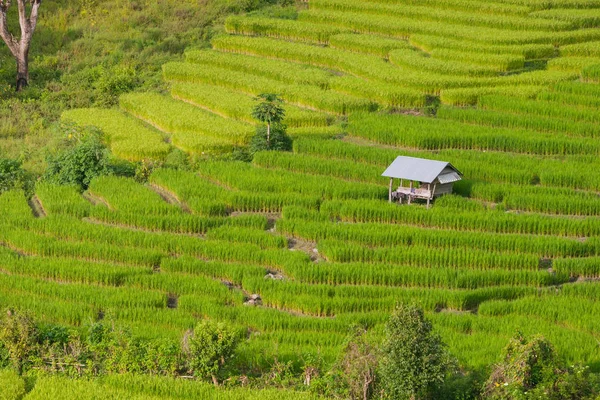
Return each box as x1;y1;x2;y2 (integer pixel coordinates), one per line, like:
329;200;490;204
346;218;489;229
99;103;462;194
433;183;454;197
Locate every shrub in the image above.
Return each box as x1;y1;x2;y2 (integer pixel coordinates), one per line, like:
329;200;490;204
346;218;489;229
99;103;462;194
95;66;139;107
0;309;38;374
327;326;379;399
184;320;240;385
250;124;292;154
44;128;109;190
0;158;30;195
483;333;597;400
379;304;455;399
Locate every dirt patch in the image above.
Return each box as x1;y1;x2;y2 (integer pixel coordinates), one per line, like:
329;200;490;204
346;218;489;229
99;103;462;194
1;243;29;257
575;275;600;283
389;108;425;116
264;270;285;280
244;293;262;306
288;237;322;262
83;191;112;210
539;258;552;269
27;195;46;218
149;183;191;213
167;293;178;309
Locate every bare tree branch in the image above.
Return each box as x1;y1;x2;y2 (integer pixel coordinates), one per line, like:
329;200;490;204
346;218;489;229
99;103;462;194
17;0;28;40
0;1;18;56
0;0;42;89
28;0;41;38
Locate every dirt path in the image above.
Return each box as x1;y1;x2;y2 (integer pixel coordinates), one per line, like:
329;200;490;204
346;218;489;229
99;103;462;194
149;183;192;213
83;191;113;210
28;195;47;218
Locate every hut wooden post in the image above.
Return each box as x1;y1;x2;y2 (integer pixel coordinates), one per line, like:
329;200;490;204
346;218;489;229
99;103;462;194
388;178;393;203
408;181;413;205
429;182;437;209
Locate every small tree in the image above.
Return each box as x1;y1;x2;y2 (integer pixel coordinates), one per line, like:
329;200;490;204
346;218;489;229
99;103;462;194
0;0;42;90
335;326;379;400
379;304;454;400
185;320;239;386
251;93;285;147
0;309;38;375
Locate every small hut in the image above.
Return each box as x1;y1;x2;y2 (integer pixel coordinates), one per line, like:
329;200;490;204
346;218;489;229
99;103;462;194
382;156;462;208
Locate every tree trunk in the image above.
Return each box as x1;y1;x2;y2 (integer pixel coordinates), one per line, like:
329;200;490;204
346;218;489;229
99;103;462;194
211;374;219;387
16;48;29;91
0;0;41;91
266;122;271;148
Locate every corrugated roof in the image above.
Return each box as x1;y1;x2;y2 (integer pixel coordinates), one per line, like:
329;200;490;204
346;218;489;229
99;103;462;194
381;156;461;183
437;171;462;184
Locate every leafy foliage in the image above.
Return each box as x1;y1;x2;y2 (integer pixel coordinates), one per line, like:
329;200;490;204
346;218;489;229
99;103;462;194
325;326;379;400
379;304;455;399
0;158;30;195
252;93;286;126
185;320;240;384
250;124;292;154
483;333;598;400
44;127;109;190
0;309;38;374
251;93;289;151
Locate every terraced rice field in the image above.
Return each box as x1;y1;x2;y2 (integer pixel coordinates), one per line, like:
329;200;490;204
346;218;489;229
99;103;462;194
4;0;600;389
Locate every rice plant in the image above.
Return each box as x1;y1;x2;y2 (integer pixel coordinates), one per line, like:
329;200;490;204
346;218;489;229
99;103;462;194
62;108;171;161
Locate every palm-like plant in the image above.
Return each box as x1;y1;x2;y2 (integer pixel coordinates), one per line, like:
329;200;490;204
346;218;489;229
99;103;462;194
251;93;285;146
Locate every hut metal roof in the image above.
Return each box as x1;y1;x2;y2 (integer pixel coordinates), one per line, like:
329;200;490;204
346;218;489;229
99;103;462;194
382;156;462;183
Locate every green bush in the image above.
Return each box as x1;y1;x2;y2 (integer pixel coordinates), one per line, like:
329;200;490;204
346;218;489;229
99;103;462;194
483;333;598;400
95;66;140;107
0;158;31;195
0;309;38;375
185;320;240;385
379;304;455;400
44;128;109;190
250;124;292;154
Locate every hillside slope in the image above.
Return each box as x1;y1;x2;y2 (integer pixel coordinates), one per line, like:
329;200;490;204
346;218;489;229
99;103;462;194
2;0;600;398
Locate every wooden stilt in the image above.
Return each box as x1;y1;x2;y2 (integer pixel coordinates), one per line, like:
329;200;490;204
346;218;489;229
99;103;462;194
431;182;437;209
388;178;393;203
408;181;413;205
